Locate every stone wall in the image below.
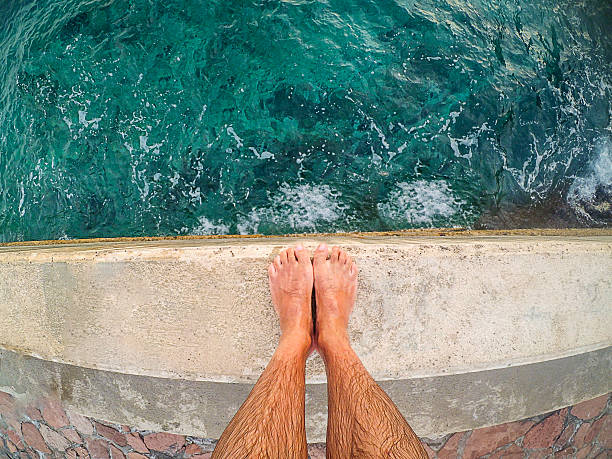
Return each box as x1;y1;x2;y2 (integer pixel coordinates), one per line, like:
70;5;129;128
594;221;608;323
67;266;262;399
1;391;609;459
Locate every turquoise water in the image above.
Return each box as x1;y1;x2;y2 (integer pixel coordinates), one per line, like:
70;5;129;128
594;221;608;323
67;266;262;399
0;0;610;241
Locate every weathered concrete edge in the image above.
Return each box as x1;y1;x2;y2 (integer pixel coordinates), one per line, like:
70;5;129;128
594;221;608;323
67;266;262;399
2;227;611;248
1;346;610;443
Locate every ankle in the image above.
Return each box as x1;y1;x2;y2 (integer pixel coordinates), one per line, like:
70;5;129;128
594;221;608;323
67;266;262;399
278;331;311;358
316;328;351;358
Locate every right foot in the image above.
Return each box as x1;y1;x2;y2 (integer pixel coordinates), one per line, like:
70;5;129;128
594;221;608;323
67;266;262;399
312;243;358;354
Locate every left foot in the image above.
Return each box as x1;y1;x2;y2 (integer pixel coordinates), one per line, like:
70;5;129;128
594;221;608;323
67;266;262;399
268;245;314;354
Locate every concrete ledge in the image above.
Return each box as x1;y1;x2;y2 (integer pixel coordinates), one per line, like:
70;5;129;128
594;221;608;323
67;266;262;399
1;233;611;441
1;346;610;441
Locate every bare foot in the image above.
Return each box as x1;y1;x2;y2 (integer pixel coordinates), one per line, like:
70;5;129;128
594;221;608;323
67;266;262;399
312;243;358;355
268;244;314;354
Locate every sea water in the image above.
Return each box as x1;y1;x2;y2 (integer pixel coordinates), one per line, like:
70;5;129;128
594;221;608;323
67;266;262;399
0;0;610;241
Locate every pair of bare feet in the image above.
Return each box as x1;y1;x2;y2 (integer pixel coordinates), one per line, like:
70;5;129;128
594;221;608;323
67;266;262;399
268;243;357;359
213;242;427;458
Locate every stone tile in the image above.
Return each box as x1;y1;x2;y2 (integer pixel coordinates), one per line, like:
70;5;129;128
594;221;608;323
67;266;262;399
499;443;524;458
574;422;590;448
7;429;24;449
463;421;533;458
185;443;204;456
501;452;525;458
110;444;126;459
86;438;110;459
21;422;51;454
68;446;91;458
526;448;551;458
40;424;70;451
307;443;326;459
571;395;609;420
143;432;185;454
576;445;593;459
584;416;606;445
63;428;82;444
25;407;42;421
0;392;15;416
76;446;92;458
94;422;127;447
523;413;564;449
67;411;95;436
127;453;148;459
41;399;69;429
439;432;465;459
594;414;611;448
126;433;148;453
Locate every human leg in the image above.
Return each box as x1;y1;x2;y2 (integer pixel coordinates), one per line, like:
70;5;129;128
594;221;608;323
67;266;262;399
212;245;313;459
313;244;427;459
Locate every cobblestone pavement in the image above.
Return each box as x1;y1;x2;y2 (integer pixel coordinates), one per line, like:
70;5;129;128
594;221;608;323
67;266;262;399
1;391;609;458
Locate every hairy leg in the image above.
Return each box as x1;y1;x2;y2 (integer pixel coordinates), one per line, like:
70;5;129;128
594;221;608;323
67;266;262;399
313;244;427;459
212;245;313;459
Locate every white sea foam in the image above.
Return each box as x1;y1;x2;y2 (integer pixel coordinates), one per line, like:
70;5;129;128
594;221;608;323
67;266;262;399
237;183;345;234
138;134;163;154
18;182;25;217
227;126;243;148
248;147;275;160
77;109;101;129
447;122;491;160
567;139;612;221
377;180;465;226
191;216;230;235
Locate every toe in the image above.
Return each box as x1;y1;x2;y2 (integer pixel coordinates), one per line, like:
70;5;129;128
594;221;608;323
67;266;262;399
313;243;329;265
268;263;276;277
339;250;348;264
294;244;311;264
350;262;358;276
331;246;340;261
280;249;289;264
274;255;282;269
287;247;296;262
